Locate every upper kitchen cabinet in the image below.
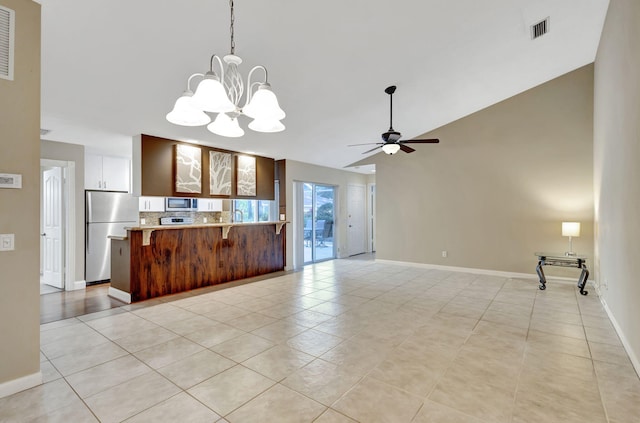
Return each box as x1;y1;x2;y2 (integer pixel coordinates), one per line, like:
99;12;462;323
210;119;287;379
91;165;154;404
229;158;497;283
197;199;223;212
86;154;130;192
139;196;165;212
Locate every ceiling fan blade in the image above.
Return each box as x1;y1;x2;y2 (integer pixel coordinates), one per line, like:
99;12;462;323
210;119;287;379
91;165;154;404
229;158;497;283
348;142;383;147
362;145;382;154
400;138;440;144
399;144;415;153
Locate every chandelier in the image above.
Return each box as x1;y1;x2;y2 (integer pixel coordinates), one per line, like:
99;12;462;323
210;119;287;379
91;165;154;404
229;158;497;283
166;0;285;137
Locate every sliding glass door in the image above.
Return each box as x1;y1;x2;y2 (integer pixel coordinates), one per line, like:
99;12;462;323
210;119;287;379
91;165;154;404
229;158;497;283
303;183;336;263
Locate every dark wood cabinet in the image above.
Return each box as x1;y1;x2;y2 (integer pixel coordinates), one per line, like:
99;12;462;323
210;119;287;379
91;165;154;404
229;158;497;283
135;134;275;199
112;223;286;302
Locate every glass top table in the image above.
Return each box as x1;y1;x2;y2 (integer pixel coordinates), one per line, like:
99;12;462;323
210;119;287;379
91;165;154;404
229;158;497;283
534;252;589;295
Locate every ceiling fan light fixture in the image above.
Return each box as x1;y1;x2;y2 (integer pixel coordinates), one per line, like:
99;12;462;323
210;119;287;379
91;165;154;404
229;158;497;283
166;92;212;126
207;112;244;137
382;143;400;155
248;118;285;133
349;85;440;155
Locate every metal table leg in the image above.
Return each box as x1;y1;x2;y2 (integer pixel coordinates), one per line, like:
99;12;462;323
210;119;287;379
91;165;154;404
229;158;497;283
536;259;547;290
578;265;589;295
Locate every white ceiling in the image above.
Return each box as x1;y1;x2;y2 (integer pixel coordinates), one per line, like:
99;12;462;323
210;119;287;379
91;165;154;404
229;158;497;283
39;0;609;173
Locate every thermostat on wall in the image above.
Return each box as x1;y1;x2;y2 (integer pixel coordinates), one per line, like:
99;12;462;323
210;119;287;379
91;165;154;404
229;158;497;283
0;173;22;189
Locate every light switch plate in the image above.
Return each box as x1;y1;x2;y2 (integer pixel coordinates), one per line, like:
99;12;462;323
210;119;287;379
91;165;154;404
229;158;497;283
0;234;15;251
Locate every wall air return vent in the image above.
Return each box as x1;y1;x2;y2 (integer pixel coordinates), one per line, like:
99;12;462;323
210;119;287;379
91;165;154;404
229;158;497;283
0;5;15;80
531;17;549;40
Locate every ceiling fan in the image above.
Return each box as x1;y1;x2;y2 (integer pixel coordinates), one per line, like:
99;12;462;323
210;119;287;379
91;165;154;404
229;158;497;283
349;85;439;155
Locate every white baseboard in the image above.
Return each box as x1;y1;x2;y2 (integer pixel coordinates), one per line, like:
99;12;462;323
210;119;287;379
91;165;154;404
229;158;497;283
68;279;86;291
374;259;583;285
598;296;640;377
108;287;131;304
0;372;42;399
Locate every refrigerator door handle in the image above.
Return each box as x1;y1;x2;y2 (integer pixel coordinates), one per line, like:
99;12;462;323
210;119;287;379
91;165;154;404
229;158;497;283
86;224;90;255
87;192;93;222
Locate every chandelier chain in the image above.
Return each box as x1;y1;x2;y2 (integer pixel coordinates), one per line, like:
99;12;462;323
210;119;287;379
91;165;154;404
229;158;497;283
229;0;235;54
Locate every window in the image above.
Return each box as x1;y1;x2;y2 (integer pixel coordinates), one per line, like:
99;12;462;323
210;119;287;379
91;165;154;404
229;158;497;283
232;199;277;222
232;182;279;222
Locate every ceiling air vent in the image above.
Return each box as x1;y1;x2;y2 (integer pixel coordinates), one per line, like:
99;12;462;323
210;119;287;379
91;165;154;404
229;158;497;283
0;5;15;80
531;17;549;40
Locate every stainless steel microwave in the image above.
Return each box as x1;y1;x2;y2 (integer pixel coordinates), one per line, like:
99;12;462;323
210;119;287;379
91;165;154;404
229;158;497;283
165;197;198;211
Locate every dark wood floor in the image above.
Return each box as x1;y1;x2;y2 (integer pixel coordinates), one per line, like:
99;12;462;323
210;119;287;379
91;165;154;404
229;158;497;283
40;283;126;324
38;270;295;324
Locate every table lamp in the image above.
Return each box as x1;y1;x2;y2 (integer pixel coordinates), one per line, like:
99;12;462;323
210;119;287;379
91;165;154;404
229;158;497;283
562;222;580;256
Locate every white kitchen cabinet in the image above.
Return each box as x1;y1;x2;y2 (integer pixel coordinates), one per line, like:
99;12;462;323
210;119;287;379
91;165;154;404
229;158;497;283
139;196;165;212
85;154;130;192
197;199;223;212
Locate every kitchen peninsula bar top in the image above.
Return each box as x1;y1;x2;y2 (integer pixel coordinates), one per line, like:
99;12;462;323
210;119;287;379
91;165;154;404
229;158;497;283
126;221;287;243
126;221;288;230
110;221;287;303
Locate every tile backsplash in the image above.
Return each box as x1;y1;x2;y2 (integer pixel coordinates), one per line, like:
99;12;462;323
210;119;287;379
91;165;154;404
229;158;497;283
139;211;230;226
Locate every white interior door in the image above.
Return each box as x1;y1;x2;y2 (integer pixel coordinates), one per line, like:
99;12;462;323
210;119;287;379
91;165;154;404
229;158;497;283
369;183;376;252
42;167;64;288
347;184;366;256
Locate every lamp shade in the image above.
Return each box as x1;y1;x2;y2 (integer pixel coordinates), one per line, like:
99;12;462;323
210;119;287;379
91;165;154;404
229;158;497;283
562;222;581;237
207;113;245;138
248;118;285;133
191;77;236;113
166;94;211;126
243;85;286;120
382;143;401;155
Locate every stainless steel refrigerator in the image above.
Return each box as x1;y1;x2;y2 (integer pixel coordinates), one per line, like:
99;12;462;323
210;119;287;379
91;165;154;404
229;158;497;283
85;191;138;284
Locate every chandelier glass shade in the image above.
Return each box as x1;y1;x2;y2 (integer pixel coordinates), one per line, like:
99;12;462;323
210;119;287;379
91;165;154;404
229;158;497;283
166;1;285;137
248;118;286;133
207;112;244;138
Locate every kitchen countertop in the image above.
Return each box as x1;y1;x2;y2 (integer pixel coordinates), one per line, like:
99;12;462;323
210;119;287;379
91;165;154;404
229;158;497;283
107;235;128;240
125;221;289;231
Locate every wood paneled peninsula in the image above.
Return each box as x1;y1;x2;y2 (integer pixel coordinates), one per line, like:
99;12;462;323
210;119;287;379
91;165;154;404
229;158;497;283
109;221;287;303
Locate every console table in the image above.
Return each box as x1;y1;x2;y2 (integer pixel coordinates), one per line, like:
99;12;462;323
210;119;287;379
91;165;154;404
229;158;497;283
534;252;589;295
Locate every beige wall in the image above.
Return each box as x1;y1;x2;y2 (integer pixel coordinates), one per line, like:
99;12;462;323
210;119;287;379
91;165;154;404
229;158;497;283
41;140;85;282
594;0;640;370
284;160;369;269
374;65;594;276
0;0;41;394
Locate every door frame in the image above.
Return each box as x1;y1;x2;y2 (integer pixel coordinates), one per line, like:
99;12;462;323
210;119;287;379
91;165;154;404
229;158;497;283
42;166;64;288
293;181;338;268
293;181;304;269
40;159;77;291
347;183;367;256
367;182;376;252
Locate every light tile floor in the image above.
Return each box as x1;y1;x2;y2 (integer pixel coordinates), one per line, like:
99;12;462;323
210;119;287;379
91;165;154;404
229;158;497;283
3;258;640;422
